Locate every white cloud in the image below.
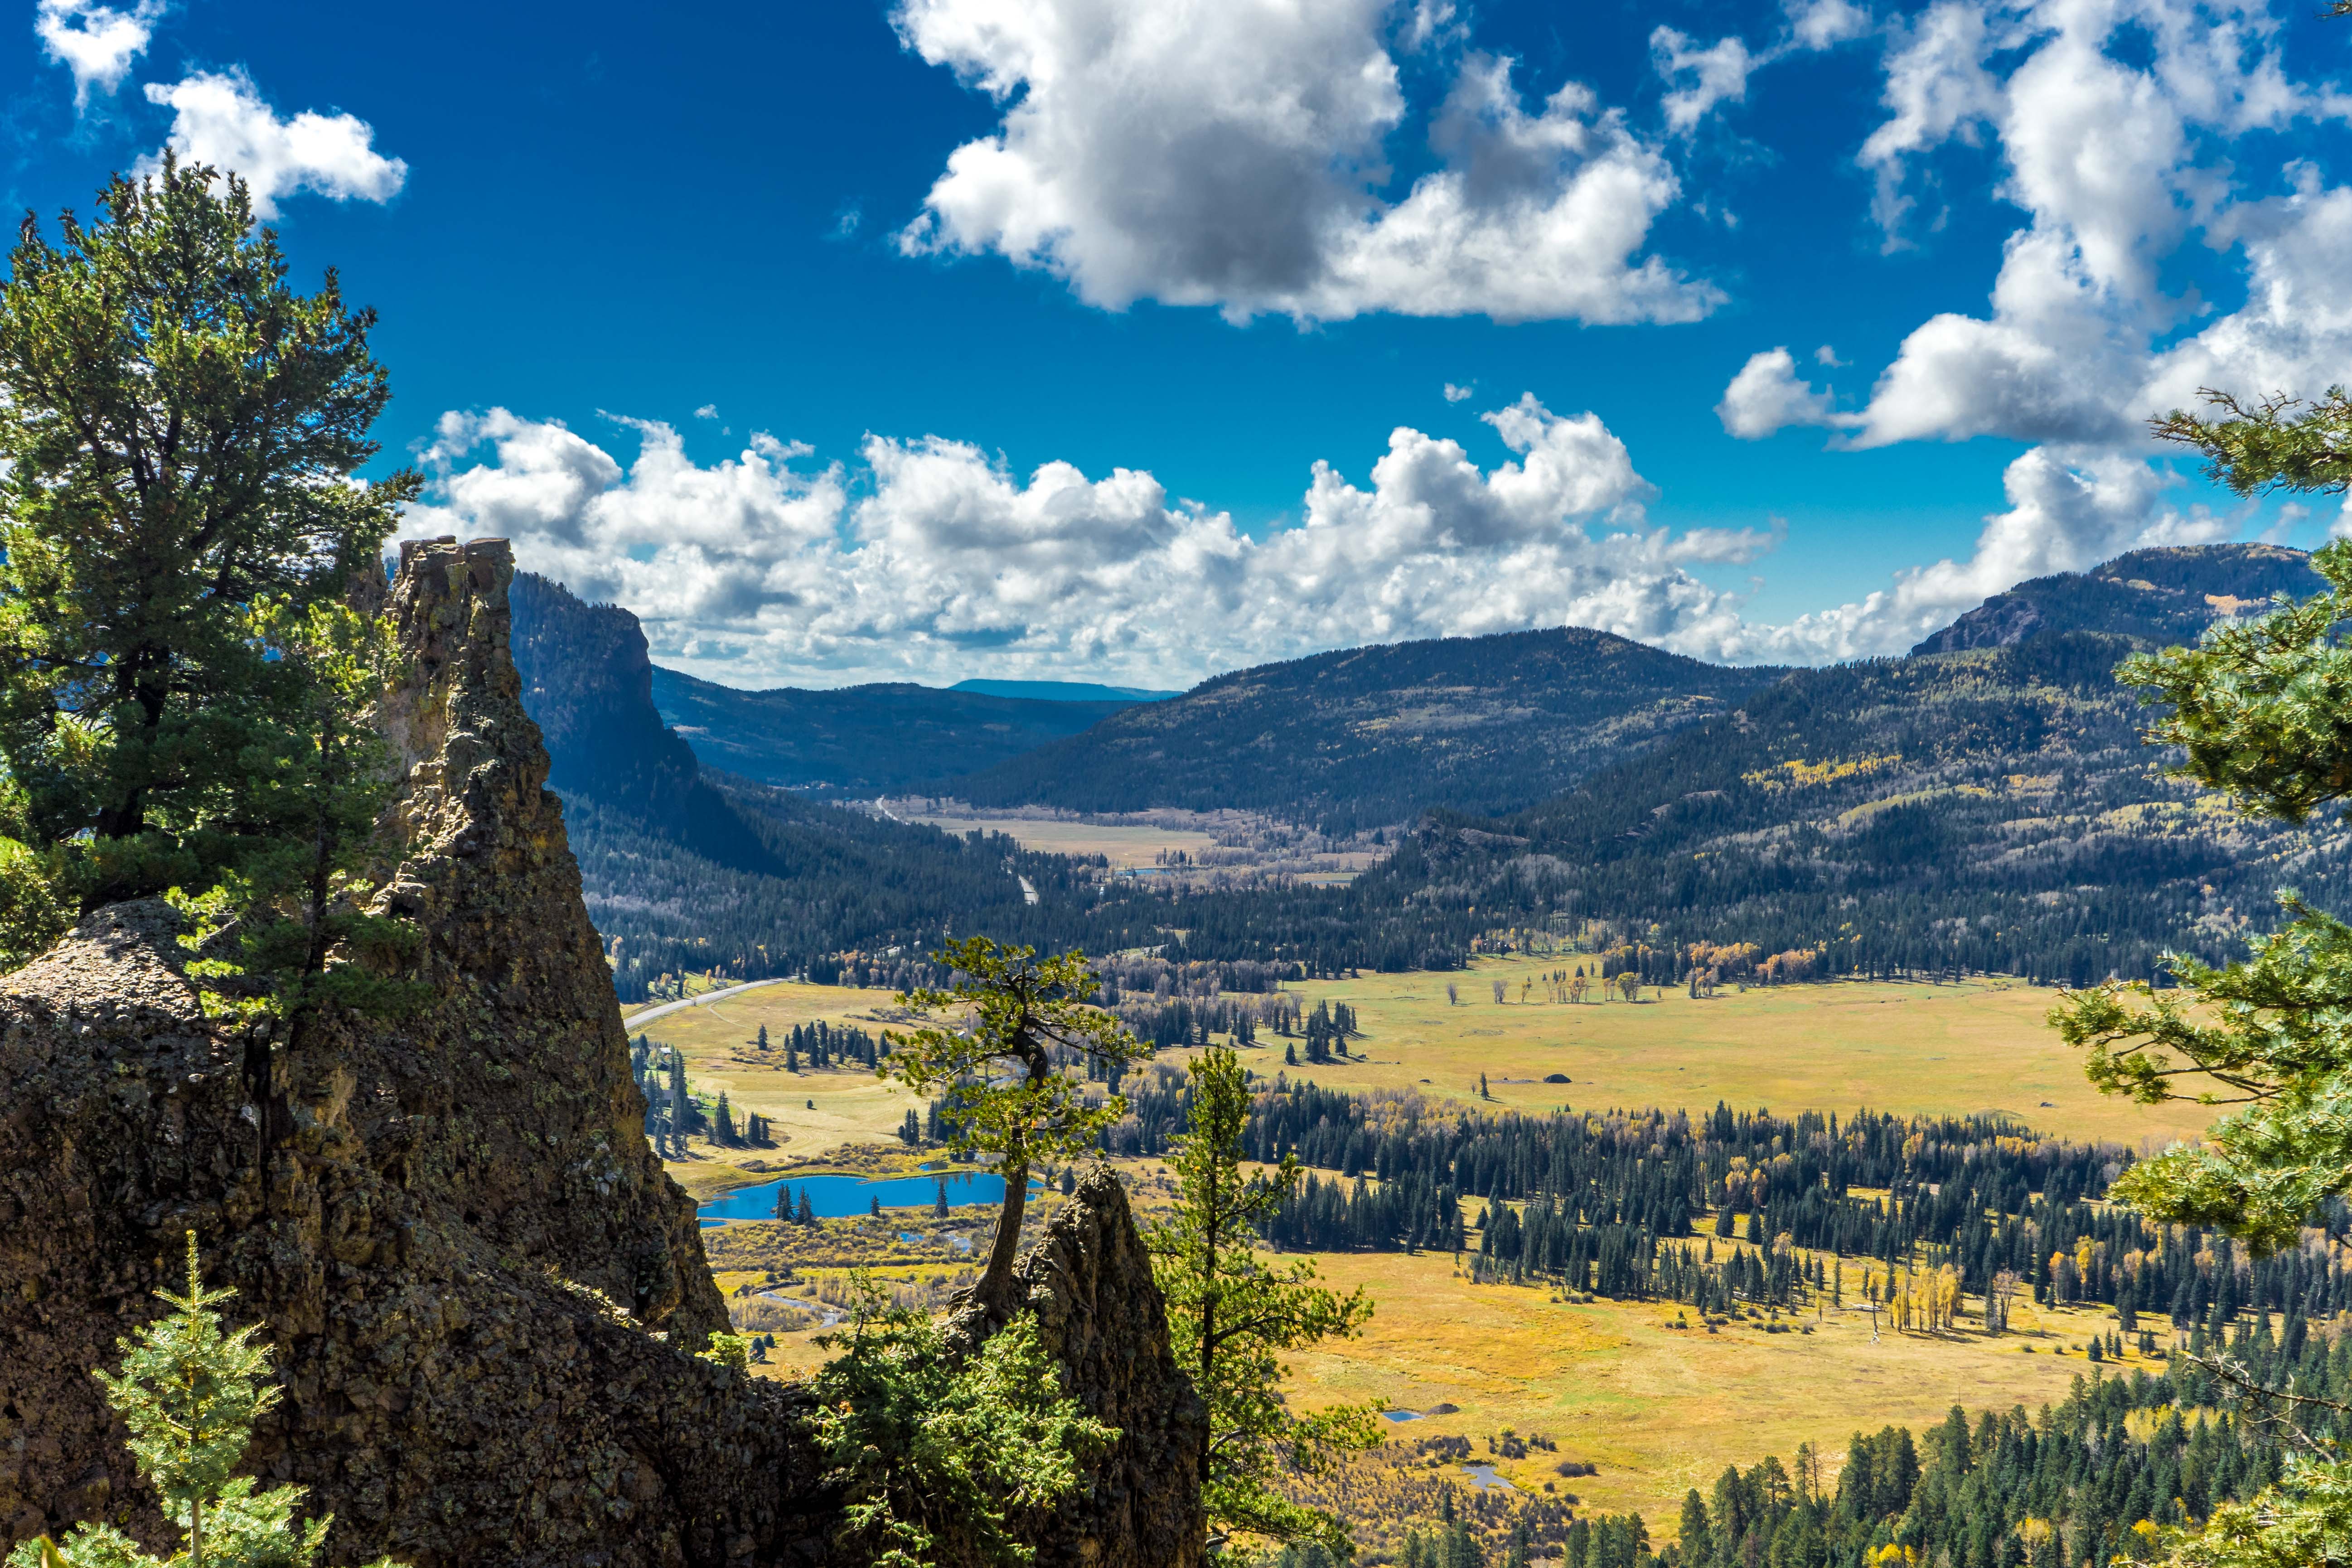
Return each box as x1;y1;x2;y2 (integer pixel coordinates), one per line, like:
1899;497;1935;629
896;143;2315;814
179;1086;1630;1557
1700;0;2352;656
694;404;720;419
1786;0;1873;50
1652;27;1758;134
891;0;1713;325
35;0;157;107
140;70;407;219
1442;382;1473;402
1855;0;2010;239
398;397;1798;686
1815;344;1844;367
1717;348;1849;439
1833;0;2352;456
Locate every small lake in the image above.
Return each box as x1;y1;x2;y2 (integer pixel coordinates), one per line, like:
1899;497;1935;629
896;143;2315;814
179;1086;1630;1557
1464;1464;1517;1492
698;1170;1028;1226
1382;1410;1423;1423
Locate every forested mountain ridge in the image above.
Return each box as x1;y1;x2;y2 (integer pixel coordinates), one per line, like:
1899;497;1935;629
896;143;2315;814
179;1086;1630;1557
648;665;1147;794
1144;543;2350;985
956;627;1793;832
1909;542;2320;654
1372;546;2346;984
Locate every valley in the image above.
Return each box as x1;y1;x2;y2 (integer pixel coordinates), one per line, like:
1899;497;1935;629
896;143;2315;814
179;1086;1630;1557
636;959;2249;1553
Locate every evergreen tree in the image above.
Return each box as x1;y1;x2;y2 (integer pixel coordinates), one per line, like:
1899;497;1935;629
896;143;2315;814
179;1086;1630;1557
807;1273;1115;1568
2052;385;2352;1563
1147;1043;1379;1554
884;938;1148;1311
0;160;414;922
9;1232;400;1568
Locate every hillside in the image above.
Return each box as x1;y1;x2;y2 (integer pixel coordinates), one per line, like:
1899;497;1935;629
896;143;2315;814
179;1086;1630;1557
1157;542;2345;982
648;665;1148;794
956;627;1792;832
950;677;1180;702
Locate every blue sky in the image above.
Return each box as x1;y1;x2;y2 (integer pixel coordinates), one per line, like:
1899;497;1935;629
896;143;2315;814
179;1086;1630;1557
10;0;2352;688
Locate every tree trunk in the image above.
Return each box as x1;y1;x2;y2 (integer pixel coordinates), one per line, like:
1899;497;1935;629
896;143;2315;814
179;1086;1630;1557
978;1153;1030;1310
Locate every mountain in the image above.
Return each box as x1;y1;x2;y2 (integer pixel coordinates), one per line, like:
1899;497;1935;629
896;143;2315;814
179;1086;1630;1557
1909;542;2319;653
646;665;1147;794
507;573;1186;999
951;677;1182;702
956;627;1793;832
1202;542;2346;985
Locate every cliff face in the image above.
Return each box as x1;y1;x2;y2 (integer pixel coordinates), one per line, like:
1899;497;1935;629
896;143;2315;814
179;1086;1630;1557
508;570;703;826
0;536;1201;1568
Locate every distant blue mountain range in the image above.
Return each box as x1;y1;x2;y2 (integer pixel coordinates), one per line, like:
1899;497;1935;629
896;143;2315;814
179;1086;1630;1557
949;678;1181;702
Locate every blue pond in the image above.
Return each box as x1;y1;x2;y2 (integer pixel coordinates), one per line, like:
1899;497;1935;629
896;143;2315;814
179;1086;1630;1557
1382;1410;1423;1423
698;1171;1024;1226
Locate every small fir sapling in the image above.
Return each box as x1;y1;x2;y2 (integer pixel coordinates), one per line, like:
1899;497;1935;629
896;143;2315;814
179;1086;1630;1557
10;1232;403;1568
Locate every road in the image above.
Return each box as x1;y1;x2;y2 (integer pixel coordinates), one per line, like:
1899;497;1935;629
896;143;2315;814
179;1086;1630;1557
620;976;792;1029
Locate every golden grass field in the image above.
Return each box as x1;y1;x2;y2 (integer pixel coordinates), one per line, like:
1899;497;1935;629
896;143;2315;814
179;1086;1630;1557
1280;1249;2143;1527
902;813;1220;867
629;979;924;1197
1248;954;2212;1147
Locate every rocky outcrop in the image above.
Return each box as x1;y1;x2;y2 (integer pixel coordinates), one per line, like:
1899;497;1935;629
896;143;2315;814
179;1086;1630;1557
950;1169;1206;1568
0;539;828;1566
0;537;1200;1568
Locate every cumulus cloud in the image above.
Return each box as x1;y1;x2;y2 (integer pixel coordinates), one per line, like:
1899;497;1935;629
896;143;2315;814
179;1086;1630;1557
397;397;1803;686
1717;348;1849;439
1709;0;2352;656
1652;27;1758;134
1786;0;1873;50
1839;0;2350;453
140;70;407;218
1443;382;1474;402
35;0;156;107
890;0;1713;324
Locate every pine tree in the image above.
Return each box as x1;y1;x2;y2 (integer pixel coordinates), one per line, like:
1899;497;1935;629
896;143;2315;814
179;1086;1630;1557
1147;1043;1379;1554
8;1233;400;1568
756;1024;769;1050
883;939;1148;1312
0;160;414;920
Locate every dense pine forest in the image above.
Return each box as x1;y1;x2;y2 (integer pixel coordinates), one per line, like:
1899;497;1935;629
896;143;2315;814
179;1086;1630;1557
1087;1080;2352;1335
1658;1380;2285;1568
